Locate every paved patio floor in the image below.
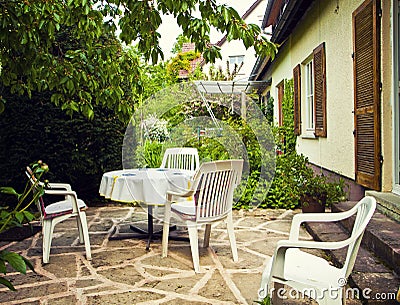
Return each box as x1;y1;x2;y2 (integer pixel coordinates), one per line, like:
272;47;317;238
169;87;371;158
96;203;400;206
0;204;362;305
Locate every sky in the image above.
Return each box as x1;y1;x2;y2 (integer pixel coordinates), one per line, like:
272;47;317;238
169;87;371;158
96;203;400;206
157;1;253;60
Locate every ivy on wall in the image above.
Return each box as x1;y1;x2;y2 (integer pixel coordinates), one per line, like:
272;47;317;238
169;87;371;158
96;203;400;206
273;79;296;154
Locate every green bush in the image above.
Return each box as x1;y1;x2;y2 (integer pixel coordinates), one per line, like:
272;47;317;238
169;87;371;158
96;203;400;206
0;91;126;204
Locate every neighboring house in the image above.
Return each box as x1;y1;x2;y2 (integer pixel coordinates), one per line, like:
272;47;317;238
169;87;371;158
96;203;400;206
202;0;267;80
250;0;400;219
178;43;204;79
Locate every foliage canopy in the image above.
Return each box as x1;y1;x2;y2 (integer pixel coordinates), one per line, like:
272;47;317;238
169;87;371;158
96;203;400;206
0;0;277;118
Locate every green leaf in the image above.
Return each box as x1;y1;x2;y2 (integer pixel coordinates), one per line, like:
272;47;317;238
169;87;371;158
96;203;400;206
0;187;19;196
22;257;35;273
0;277;16;291
59;76;69;85
2;252;26;274
22;211;35;222
15;212;24;224
0;260;6;274
222;7;230;24
0;99;5;114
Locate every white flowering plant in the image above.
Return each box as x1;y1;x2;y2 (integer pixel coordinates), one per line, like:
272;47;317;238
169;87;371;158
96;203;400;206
142;114;170;142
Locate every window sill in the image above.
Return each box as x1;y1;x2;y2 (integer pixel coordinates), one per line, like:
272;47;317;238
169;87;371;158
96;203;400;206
301;133;317;139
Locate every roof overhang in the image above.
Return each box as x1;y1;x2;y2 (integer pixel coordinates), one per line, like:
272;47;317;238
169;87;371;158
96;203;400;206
263;0;315;44
250;0;315;81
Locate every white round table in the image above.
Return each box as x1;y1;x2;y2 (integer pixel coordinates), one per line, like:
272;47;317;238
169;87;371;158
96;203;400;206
99;168;193;249
99;168;192;204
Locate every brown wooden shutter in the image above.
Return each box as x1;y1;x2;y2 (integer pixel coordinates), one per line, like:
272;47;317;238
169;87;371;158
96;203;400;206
313;42;327;137
353;0;381;190
293;64;301;136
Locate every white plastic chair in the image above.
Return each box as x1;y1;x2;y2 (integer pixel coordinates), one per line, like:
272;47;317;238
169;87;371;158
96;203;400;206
259;196;376;305
26;167;91;264
160;147;200;173
162;159;243;273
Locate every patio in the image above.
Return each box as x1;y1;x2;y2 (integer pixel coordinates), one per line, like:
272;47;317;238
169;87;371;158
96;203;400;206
0;203;362;305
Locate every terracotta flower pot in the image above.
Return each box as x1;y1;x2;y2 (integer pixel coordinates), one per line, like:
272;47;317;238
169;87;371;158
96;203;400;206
300;194;326;213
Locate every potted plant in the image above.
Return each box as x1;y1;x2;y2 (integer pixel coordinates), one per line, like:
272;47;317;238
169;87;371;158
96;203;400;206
299;173;347;213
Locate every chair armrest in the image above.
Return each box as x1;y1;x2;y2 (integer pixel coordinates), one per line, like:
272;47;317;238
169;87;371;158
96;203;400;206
44;189;77;196
289;208;357;241
166;190;194;202
270;238;352;282
47;183;72;191
44;190;80;213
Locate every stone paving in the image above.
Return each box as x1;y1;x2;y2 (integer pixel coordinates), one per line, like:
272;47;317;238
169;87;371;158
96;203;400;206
0;204;359;305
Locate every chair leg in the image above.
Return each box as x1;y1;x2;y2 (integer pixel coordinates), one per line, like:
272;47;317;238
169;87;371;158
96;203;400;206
76;214;84;243
203;224;211;247
78;212;91;261
162;203;172;258
187;223;200;273
42;220;54;264
226;212;238;261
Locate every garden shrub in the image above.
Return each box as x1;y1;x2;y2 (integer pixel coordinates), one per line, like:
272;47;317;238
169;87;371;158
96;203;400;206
0;91;126;204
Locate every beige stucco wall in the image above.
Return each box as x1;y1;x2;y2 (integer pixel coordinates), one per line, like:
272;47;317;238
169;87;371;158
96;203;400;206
381;0;394;191
268;0;395;186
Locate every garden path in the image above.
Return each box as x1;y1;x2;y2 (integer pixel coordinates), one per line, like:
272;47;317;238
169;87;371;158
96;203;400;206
0;205;362;305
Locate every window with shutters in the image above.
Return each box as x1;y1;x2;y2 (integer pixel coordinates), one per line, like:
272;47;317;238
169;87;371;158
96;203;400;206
293;43;327;138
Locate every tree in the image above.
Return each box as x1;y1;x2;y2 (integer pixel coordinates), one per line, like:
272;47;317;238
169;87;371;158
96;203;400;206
0;0;277;118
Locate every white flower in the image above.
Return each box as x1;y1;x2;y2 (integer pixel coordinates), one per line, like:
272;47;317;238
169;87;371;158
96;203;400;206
142;114;170;142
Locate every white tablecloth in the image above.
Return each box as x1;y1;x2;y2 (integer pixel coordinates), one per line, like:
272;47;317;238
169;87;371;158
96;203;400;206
99;168;192;204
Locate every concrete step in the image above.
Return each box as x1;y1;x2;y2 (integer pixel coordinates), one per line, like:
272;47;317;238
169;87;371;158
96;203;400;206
305;201;400;304
365;191;400;223
333;201;400;276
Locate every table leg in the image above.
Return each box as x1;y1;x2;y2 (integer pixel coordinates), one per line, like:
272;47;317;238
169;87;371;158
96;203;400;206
146;205;154;250
109;205;186;249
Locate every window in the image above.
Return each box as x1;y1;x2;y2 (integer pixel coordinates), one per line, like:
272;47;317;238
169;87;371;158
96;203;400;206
229;55;244;66
293;42;327;138
305;60;314;131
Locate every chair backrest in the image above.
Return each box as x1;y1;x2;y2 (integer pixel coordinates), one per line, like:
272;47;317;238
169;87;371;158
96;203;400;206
190;159;243;222
342;196;376;279
160;147;200;172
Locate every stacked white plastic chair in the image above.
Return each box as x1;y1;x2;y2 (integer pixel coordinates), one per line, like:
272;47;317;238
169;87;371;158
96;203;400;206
26;167;91;264
160;147;200;173
162;159;243;273
259;196;376;305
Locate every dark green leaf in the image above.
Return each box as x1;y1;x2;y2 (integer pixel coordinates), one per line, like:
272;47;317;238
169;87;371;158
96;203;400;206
2;252;26;274
0;187;19;196
0;277;16;291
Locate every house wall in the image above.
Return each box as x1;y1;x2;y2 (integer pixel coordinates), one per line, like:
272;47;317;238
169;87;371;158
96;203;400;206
267;0;394;192
381;0;394;192
269;0;363;178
